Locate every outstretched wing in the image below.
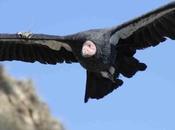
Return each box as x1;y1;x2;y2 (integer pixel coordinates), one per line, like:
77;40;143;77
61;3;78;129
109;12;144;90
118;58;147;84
109;2;175;78
0;33;77;64
110;1;175;49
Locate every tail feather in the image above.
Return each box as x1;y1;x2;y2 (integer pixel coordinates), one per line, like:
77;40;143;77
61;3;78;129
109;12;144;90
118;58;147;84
84;71;123;103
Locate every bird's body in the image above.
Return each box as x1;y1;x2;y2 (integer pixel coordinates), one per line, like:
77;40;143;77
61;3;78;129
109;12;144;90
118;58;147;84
0;1;175;102
72;29;115;72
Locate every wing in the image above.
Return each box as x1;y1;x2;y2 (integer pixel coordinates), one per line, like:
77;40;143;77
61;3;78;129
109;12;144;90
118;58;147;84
108;2;175;78
110;1;175;49
0;33;77;64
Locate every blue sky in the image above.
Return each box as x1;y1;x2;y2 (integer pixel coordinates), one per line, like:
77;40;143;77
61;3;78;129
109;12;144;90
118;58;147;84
0;0;175;130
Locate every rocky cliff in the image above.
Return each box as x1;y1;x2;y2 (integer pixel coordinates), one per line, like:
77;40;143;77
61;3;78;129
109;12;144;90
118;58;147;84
0;65;64;130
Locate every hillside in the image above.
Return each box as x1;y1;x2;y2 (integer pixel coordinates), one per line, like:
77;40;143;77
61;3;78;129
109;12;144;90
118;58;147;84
0;65;64;130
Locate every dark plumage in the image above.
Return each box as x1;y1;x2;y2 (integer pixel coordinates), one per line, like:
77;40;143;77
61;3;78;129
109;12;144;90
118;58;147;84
0;2;175;102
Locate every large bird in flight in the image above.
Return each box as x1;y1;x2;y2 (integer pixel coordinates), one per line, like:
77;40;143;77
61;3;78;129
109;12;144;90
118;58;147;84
0;2;175;102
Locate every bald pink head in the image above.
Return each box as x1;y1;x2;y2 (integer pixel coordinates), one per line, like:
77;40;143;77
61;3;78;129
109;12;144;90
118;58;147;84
82;40;97;58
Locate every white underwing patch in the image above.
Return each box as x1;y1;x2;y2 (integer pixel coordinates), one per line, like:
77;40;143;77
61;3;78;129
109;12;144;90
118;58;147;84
34;40;72;51
0;39;72;52
113;7;175;39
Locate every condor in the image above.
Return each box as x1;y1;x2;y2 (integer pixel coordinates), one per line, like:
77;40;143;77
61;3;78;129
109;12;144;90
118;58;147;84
0;2;175;102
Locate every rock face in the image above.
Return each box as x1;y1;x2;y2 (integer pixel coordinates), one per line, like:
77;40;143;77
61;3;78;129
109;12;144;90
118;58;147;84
0;65;64;130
